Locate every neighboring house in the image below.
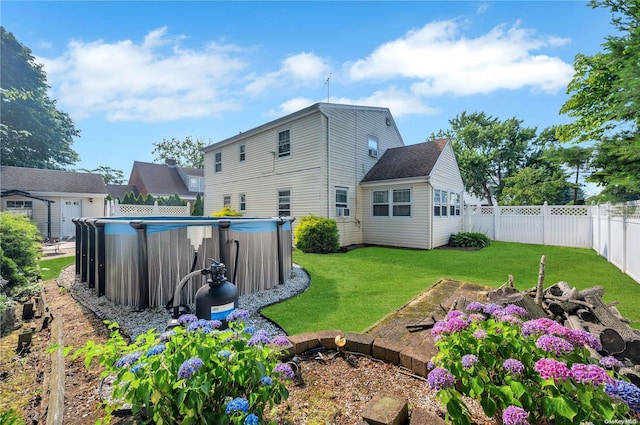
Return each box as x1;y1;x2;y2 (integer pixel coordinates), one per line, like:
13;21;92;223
106;159;204;202
202;102;465;249
0;165;107;240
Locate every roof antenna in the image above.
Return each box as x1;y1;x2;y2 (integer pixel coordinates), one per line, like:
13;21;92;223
323;73;332;103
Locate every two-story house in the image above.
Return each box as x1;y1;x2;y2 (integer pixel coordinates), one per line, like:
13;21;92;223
202;103;465;249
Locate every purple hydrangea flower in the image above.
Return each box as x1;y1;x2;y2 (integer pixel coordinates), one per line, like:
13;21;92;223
473;329;488;339
446;310;466;320
498;314;523;325
248;329;272;346
461;354;479;369
605;379;640;412
535;335;574;356
427;361;436;371
274;363;295;379
466;302;485;312
534;358;570;380
566;329;602;351
502;304;528;318
502;405;530;425
260;376;273;386
209;320;222;329
427;367;455;390
177;314;198;324
443;317;469;334
225;397;249;414
521;318;556;337
271;336;290;346
483;303;503;316
178;357;204;380
244;413;259;425
226;309;250;323
469;313;486;322
503;358;525;376
145;344;166;358
570;363;613;386
600;356;624;369
115;351;142;368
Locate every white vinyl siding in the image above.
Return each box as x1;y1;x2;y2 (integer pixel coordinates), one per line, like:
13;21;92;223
362;183;430;249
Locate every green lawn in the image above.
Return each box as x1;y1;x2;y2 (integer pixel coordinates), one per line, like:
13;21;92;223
261;242;640;334
39;256;75;281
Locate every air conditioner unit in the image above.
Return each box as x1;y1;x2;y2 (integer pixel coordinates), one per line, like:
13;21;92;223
336;207;350;217
368;148;378;158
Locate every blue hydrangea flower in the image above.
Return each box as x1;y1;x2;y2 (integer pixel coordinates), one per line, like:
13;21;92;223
226;309;250;323
177;314;198;324
248;329;271;346
187;319;214;333
225;397;249;414
115;351;142;368
131;362;147;374
260;376;273;386
605;379;640;412
218;349;231;359
145;344;166;358
178;357;204;380
274;363;295;379
244;325;256;335
244;413;259;425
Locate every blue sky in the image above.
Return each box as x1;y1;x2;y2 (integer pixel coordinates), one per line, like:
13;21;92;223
3;1;613;192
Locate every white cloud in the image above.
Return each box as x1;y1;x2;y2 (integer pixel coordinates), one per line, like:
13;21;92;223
245;52;330;96
39;28;247;122
347;20;574;96
477;3;490;14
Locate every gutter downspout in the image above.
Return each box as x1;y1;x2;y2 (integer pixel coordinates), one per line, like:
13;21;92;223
320;110;331;218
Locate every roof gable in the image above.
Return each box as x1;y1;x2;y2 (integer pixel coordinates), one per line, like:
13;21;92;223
0;166;107;194
130;161;197;196
361;138;449;183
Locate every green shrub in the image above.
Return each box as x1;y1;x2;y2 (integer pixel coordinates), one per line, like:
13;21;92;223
448;232;491;248
294;215;339;254
211;206;243;217
72;312;291;424
0;212;41;295
191;193;204;216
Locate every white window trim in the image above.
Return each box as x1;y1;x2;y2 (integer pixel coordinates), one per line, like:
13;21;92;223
277;189;291;216
335;187;350;218
372;188;412;218
223;195;231;208
368;136;378;158
239;193;246;212
214;152;222;173
239;144;246;162
278;129;291;159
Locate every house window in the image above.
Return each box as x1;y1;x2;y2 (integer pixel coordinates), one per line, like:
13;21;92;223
278;190;291;216
368;137;378;158
392;189;411;217
188;176;204;192
6;200;33;218
223;195;231;207
239;194;246;212
278;130;290;158
215;152;222;173
450;192;461;216
335;187;349;217
372;190;389;217
434;189;448;217
239;144;246;162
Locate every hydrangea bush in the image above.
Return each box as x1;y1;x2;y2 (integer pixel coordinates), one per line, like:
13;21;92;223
427;302;639;425
72;310;291;425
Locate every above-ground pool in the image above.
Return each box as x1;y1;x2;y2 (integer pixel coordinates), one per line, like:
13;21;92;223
73;216;294;308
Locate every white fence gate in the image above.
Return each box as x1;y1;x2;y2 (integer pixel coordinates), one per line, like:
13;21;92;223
464;201;640;284
105;199;191;217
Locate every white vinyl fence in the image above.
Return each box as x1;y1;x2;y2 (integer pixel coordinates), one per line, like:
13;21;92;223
464;201;640;284
105;199;191;217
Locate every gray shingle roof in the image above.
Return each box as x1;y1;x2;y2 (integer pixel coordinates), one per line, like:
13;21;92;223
131;161;199;197
105;184;139;199
0;166;107;194
361;138;449;183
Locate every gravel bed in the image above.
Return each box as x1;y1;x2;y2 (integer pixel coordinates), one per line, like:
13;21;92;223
62;265;310;339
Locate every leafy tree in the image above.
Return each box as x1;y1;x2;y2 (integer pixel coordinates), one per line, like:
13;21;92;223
501;166;571;205
192;193;204;216
79;166;126;185
1;27;80;169
558;0;640;201
546;146;593;204
152;136;206;169
443;112;537;205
